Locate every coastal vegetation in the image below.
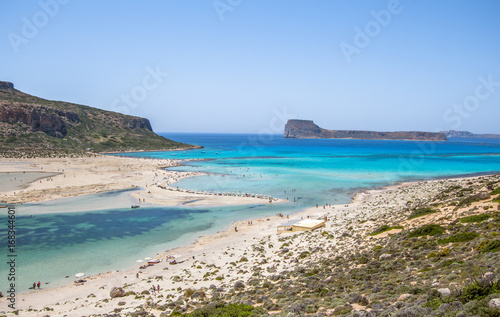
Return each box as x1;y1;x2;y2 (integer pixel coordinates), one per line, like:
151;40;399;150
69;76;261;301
408;207;439;219
122;174;500;316
370;225;404;236
4;173;500;316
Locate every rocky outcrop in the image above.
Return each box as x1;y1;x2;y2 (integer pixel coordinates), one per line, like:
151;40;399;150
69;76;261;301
283;120;323;138
110;287;125;298
124;117;152;131
284;120;448;141
0;103;72;138
490;298;500;308
0;81;193;157
444;130;500;139
0;81;14;90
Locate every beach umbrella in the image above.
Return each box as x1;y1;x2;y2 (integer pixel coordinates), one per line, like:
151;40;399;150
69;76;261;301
75;273;85;278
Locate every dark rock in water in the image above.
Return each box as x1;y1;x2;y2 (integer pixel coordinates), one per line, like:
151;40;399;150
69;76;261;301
110;287;125;298
284;119;448;141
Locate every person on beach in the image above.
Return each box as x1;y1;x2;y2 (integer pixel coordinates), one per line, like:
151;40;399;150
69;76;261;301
37;281;41;289
33;282;36;290
157;284;160;293
235;226;238;232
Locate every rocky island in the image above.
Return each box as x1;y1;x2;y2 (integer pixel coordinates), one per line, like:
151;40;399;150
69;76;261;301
0;81;196;157
284;119;448;141
445;130;500;139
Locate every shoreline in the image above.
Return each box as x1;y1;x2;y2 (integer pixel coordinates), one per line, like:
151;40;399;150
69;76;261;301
0;171;60;192
1;172;498;315
99;145;204;155
0;155;282;207
1;153;499;315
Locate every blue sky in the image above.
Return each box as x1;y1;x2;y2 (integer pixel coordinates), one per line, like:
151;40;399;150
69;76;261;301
2;1;500;133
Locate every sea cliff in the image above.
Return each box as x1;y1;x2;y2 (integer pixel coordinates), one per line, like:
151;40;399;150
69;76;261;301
0;81;195;157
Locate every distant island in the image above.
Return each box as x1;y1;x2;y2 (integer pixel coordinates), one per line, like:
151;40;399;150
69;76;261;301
444;130;500;139
0;81;197;157
284;119;448;141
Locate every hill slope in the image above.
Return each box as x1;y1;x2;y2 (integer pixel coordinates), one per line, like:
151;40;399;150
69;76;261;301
0;81;196;157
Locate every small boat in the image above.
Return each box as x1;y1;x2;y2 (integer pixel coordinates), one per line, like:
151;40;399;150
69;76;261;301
147;259;161;264
131;205;140;209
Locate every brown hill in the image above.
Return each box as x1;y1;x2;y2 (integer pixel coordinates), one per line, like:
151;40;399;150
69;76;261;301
0;81;196;157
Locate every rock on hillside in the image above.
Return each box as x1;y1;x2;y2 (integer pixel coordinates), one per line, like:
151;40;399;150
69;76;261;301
0;81;196;157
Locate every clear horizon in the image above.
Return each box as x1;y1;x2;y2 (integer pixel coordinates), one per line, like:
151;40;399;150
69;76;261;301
2;1;500;134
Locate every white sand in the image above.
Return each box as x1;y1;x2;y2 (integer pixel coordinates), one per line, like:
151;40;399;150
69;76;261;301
0;155;282;208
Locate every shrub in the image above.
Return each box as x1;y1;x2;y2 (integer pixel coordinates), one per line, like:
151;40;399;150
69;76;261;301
457;279;500;303
491;187;500;195
438;232;480;244
408;207;439;219
428;248;450;258
456;193;490;209
370;225;404;236
480;240;500;253
184;288;195;298
298;251;310;259
427;252;438;258
182;302;264;317
463;298;500;317
409;224;445;237
460;214;490;223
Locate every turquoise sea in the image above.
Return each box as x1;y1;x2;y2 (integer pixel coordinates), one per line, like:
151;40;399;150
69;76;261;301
2;134;500;293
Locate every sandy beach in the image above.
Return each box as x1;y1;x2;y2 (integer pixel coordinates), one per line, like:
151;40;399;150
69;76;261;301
1;159;498;316
0;155;281;208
